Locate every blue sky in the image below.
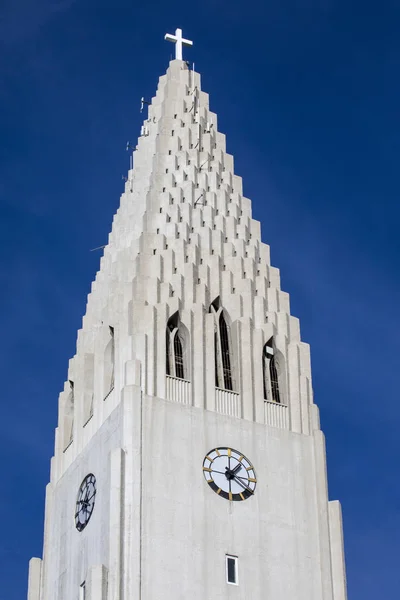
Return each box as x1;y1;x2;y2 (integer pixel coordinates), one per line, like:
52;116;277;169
1;0;399;597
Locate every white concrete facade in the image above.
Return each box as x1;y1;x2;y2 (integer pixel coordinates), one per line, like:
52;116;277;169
27;59;347;599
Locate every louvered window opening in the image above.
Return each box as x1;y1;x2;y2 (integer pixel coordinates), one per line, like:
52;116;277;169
214;330;219;388
219;314;233;391
174;333;185;379
166;323;186;380
166;329;171;376
269;356;281;403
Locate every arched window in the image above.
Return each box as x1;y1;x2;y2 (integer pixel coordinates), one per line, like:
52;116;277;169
63;380;74;449
104;326;115;398
166;313;188;380
210;298;234;391
263;337;281;403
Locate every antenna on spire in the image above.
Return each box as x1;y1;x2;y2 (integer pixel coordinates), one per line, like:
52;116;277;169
140;97;150;113
89;245;106;252
126;141;135;151
122;175;128;182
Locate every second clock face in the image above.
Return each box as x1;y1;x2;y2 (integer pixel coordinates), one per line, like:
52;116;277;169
75;473;96;532
203;447;256;501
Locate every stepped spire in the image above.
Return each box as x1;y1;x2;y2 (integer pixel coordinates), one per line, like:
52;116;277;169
55;55;315;461
27;42;348;600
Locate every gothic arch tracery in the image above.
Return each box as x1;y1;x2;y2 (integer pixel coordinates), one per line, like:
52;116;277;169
210;298;235;391
263;337;284;404
166;312;189;380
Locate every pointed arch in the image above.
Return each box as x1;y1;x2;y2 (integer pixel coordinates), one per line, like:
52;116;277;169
210;297;234;391
263;337;283;403
63;380;74;450
166;312;189;380
104;326;115;398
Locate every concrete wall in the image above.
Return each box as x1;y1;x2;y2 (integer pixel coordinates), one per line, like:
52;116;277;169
34;389;345;600
140;395;332;599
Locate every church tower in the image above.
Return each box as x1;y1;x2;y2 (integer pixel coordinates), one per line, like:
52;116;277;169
27;29;347;600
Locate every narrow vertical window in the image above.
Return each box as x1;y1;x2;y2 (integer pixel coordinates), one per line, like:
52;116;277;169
166;313;188;380
263;338;281;403
270;354;281;403
219;312;233;390
173;333;184;379
210;298;234;391
226;555;238;585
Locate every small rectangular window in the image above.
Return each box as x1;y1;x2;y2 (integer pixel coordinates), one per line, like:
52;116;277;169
226;555;238;585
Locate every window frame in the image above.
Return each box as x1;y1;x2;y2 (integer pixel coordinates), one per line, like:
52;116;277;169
263;339;282;404
225;554;239;586
210;300;235;392
166;314;189;381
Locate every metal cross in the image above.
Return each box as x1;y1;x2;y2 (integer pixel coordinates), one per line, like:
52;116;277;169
164;28;193;61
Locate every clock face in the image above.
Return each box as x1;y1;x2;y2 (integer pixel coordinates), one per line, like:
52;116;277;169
203;447;256;501
75;474;96;532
